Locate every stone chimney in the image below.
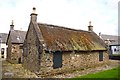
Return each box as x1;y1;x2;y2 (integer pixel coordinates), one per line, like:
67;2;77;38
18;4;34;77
10;20;14;30
30;7;38;22
99;32;102;38
88;21;93;32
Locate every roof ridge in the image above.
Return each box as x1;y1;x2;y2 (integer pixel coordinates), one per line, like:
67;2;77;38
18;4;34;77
37;22;90;33
101;34;119;37
12;30;26;32
0;33;8;34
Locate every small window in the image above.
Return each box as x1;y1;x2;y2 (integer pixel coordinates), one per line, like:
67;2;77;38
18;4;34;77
18;58;21;64
114;48;117;52
23;47;28;57
2;56;4;58
17;36;20;41
1;48;4;55
99;51;103;61
1;48;4;52
20;46;23;49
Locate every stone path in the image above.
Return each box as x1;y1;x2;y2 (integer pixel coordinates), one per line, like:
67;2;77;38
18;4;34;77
1;60;120;78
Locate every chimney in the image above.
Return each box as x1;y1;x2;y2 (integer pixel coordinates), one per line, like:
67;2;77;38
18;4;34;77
88;21;93;32
30;7;38;22
99;32;101;36
10;20;14;30
99;32;102;38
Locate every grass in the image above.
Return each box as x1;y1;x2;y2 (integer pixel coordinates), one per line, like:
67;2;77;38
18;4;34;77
111;54;120;57
79;67;119;78
67;67;120;80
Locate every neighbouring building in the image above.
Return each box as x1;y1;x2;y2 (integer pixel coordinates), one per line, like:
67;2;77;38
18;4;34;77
23;8;109;76
6;21;26;63
100;33;120;55
0;33;8;60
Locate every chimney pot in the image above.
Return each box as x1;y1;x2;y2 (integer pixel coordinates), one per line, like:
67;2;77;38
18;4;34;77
33;7;36;10
89;21;91;26
32;7;36;14
10;20;14;30
30;7;38;22
88;21;93;32
99;32;101;36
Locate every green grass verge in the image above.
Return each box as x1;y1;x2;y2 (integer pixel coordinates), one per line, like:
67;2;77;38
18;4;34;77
111;54;120;56
67;67;120;80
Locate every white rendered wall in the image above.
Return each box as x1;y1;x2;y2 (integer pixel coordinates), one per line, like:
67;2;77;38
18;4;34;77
0;43;7;60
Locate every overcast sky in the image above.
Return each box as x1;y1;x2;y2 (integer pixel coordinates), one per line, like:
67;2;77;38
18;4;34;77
0;0;119;35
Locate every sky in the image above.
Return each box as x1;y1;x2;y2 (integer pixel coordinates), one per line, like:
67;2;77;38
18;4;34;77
0;0;119;35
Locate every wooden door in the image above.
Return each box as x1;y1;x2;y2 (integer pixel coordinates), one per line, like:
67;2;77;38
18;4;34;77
53;51;62;69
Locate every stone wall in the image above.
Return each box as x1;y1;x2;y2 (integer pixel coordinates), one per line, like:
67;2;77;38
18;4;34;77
23;22;41;73
11;44;22;63
7;32;23;63
38;51;109;76
7;44;23;63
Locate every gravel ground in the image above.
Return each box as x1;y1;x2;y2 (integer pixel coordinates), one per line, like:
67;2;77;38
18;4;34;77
2;60;37;78
47;60;120;78
1;60;120;78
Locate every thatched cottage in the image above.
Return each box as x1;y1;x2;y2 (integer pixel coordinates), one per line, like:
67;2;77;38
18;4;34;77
23;8;109;76
6;21;26;63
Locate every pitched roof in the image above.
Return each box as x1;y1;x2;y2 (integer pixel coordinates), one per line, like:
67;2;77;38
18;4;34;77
37;23;107;51
0;33;8;43
7;30;26;44
101;34;118;40
101;34;120;45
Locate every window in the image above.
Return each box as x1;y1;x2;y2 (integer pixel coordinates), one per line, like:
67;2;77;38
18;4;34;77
18;58;21;64
2;56;4;58
17;36;20;41
99;51;103;61
1;48;4;55
1;48;4;52
114;48;117;52
23;47;28;57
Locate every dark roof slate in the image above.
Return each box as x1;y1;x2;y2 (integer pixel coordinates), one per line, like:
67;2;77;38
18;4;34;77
101;34;120;45
7;30;26;44
0;33;8;43
37;23;107;51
